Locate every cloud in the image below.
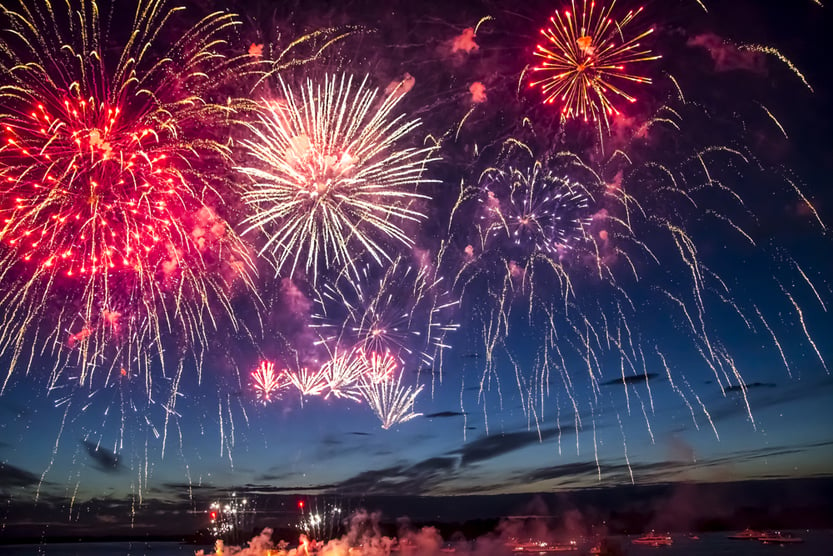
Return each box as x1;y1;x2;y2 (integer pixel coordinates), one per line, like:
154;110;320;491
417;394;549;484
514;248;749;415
0;462;42;489
702;375;830;425
424;411;466;419
334;457;459;495
239;484;339;493
81;440;124;473
519;461;603;483
724;382;777;393
600;372;659;386
687;33;766;73
455;427;573;467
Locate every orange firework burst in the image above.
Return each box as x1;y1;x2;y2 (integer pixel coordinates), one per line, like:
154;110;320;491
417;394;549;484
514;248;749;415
530;0;660;123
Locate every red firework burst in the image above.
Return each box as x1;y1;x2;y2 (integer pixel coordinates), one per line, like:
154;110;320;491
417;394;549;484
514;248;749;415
0;0;257;390
2;98;185;276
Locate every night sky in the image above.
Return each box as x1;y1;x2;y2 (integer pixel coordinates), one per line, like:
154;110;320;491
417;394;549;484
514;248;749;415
0;0;831;539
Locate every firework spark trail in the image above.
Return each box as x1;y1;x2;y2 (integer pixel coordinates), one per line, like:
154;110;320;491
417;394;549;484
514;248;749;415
788;257;827;312
0;0;259;421
756;102;789;139
632;387;655;444
715;348;755;429
691;389;719;441
784;177;826;231
591;413;600;480
614;410;634;485
236;73;439;283
740;45;813;91
780;285;829;374
530;0;660;123
753;305;792;378
655;348;700;432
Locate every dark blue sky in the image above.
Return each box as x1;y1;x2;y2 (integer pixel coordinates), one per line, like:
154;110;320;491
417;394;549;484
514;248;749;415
0;0;831;537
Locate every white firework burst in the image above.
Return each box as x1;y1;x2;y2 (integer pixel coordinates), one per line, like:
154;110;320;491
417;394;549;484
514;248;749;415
237;73;439;282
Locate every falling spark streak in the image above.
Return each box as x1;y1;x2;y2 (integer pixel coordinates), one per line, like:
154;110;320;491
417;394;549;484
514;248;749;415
218;400;224;458
740;45;813;92
753;305;792;378
717;351;756;429
692;391;719;441
655;348;699;431
592;415;600;480
780;286;829;374
615;411;634;485
756;102;788;138
633;389;654;444
461;376;468;443
236;74;439;283
789;258;827;312
474;16;495;35
705;210;756;245
784;177;826;231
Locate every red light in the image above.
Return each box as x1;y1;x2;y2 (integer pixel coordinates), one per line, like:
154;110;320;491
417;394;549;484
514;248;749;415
210;511;216;520
298;500;304;509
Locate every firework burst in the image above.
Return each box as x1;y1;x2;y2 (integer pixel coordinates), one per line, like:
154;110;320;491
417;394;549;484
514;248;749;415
236;73;439;283
359;357;424;430
321;349;365;401
530;0;660;123
0;0;257;404
252;361;289;403
285;365;329;399
312;256;459;371
481;162;593;258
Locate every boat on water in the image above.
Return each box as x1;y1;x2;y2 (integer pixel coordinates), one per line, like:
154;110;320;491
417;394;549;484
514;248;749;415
727;528;766;540
631;532;673;547
759;531;804;544
505;539;579;552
